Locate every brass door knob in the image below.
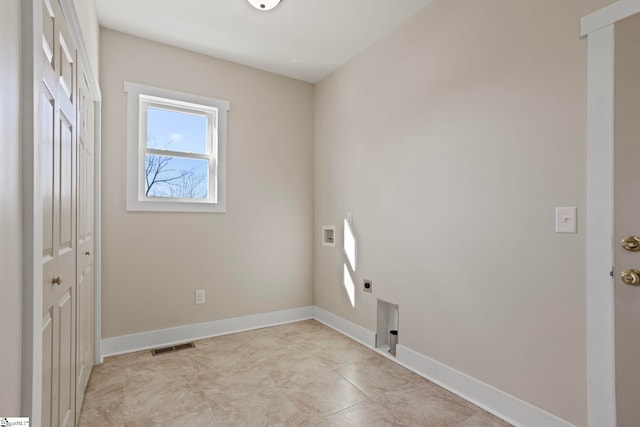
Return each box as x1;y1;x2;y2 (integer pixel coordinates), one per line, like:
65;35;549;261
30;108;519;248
85;251;91;256
52;276;62;286
622;236;640;252
621;269;640;286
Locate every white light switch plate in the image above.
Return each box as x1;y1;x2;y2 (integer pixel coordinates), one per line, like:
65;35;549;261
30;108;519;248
555;207;577;233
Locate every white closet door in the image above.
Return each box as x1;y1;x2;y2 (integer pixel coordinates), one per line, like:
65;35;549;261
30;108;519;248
41;0;78;425
75;62;95;421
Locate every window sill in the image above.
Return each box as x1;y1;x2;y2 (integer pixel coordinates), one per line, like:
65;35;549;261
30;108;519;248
126;198;226;213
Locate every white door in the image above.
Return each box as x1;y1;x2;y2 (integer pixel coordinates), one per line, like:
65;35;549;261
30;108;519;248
41;0;78;425
613;11;640;427
75;63;95;420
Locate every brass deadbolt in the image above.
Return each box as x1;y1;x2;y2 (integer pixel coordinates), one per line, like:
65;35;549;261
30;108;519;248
622;236;640;252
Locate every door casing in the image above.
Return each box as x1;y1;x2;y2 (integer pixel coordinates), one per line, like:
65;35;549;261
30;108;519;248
582;1;640;426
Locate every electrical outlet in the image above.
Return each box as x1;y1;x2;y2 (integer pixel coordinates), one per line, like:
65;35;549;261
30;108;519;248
363;279;373;293
195;290;205;305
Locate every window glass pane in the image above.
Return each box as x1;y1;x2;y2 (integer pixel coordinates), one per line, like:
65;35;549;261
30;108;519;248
146;107;207;154
145;155;209;199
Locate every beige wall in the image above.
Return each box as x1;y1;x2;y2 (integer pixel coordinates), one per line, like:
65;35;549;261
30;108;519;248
72;0;100;76
0;0;22;416
100;29;315;338
314;0;609;425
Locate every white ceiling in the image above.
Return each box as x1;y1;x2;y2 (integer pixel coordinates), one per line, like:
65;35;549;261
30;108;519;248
95;0;432;83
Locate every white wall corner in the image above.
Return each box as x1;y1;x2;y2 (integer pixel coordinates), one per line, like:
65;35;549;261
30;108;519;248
312;306;376;348
100;306;313;357
395;345;575;427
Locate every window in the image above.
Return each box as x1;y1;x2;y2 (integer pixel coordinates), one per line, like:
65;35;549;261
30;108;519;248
124;82;229;212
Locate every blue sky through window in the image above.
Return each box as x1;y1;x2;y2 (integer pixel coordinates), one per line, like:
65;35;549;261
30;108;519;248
145;155;208;199
144;106;210;199
146;107;207;154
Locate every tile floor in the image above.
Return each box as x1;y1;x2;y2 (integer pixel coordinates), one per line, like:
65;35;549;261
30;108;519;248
78;320;513;426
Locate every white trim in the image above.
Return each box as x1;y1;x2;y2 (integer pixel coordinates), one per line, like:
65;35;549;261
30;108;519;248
60;0;103;369
312;306;376;348
21;1;43;423
581;0;640;36
59;0;101;101
94;100;103;364
581;2;640;425
101;306;313;357
123;81;229;213
100;306;578;426
313;308;574;426
395;345;575;427
585;25;617;427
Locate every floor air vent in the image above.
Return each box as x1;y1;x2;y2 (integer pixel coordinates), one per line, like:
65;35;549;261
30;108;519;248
151;342;195;356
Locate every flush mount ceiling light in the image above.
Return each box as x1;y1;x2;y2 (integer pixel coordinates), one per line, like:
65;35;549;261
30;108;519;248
247;0;282;11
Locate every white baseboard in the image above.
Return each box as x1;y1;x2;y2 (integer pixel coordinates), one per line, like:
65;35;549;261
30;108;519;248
100;305;574;426
312;306;376;347
100;306;313;359
395;344;575;427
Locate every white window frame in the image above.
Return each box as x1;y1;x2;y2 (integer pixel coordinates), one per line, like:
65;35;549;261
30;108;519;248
124;81;229;212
